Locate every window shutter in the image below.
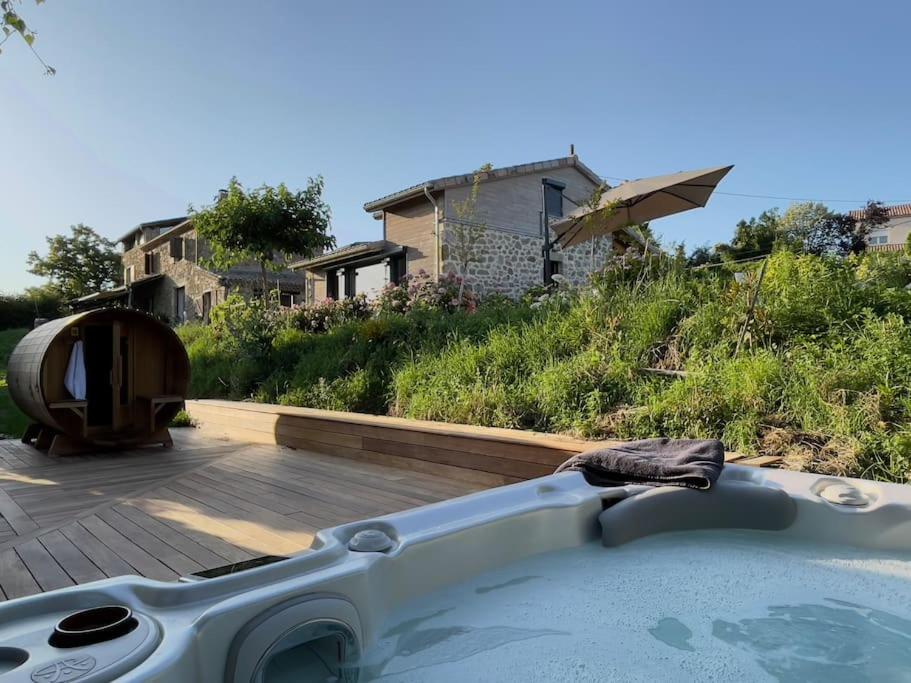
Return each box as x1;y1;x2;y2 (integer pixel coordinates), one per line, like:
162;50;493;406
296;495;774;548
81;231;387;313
170;238;184;260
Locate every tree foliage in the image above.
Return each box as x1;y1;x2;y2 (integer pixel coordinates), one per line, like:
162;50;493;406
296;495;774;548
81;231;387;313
191;177;335;295
779;202;869;256
715;209;782;261
1;0;55;74
26;224;120;300
447;163;492;298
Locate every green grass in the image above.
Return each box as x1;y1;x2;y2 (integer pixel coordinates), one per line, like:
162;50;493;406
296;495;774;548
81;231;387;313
0;328;28;438
179;250;911;483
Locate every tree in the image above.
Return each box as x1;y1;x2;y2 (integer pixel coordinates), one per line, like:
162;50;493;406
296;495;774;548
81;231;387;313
780;201;866;256
1;0;55;74
191;177;334;296
27;224;120;300
686;244;720;267
715;209;782;261
447;163;492;300
855;200;890;246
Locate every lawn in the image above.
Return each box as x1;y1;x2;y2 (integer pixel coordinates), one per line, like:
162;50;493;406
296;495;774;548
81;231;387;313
0;328;28;438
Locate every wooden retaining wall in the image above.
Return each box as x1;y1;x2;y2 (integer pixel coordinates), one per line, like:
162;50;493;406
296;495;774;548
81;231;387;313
186;400;780;487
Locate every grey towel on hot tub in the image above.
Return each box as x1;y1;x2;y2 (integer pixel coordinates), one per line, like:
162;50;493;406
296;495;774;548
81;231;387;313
555;438;724;490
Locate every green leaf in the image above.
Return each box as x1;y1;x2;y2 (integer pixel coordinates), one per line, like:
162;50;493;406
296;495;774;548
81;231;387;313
23;32;33;45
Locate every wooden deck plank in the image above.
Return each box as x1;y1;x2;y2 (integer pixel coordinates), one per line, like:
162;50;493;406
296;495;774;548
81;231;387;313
0;548;40;599
123;498;254;565
37;530;106;584
59;522;140;578
0;488;38;535
151;488;310;556
77;516;178;582
96;508;204;577
111;504;229;569
14;538;74;592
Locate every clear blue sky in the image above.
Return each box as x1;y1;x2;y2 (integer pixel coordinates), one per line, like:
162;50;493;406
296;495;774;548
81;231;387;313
3;0;910;292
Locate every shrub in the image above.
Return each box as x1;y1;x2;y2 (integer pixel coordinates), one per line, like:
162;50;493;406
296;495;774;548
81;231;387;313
286;295;370;333
375;270;479;314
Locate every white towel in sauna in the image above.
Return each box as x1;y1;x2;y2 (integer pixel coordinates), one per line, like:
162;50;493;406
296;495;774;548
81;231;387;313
64;340;87;400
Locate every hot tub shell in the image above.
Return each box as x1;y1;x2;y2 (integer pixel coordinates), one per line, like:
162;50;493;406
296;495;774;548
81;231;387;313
0;465;908;681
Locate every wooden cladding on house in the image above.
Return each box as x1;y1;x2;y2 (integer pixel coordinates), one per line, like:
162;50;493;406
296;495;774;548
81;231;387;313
185;400;774;486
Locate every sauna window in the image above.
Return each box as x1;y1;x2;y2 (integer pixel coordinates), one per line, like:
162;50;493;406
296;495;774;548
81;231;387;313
170;237;184;261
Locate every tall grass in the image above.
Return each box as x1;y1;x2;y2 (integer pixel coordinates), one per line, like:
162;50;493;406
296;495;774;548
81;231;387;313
179;250;911;483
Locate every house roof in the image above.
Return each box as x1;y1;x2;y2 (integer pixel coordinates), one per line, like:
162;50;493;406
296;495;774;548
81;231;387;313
363;156;605;213
116;216;188;244
69;273;164;308
289;240;394;270
849;203;911;220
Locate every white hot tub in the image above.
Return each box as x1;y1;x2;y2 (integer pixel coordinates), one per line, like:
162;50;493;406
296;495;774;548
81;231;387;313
1;465;910;681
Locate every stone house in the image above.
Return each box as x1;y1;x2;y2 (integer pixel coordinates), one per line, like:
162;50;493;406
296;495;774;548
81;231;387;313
75;217;305;323
292;155;640;300
851;203;911;252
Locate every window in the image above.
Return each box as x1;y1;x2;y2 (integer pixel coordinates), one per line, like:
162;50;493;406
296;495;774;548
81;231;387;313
326;269;339;299
170;237;184;261
144;252;160;275
174;287;186;323
343;269;357;299
868;235;888;245
388;255;406;285
201;291;212;322
544;180;565;218
279;291;298;307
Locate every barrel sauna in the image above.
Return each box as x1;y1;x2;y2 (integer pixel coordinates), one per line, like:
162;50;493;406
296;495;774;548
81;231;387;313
7;309;190;455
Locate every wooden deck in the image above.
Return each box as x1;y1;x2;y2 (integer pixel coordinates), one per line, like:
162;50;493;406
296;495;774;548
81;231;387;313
0;429;482;601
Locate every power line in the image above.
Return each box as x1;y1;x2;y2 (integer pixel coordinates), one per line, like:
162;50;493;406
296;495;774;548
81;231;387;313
599;175;911;205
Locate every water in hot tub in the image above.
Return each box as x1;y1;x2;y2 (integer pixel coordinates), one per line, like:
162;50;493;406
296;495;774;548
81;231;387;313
281;530;911;681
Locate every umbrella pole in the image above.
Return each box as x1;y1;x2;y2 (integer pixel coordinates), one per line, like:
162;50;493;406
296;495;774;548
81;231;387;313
541;180;552;285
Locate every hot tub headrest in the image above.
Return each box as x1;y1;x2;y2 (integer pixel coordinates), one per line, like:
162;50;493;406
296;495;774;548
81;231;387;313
598;480;798;547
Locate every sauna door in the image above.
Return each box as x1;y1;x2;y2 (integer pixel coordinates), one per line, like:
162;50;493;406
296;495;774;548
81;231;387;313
84;325;114;427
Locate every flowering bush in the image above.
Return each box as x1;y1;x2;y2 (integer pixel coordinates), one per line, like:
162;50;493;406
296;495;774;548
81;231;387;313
375;270;478;314
286;294;370;333
374;280;412;315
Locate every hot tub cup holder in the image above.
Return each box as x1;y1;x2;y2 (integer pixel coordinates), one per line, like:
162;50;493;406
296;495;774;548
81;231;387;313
49;605;139;649
0;647;28;675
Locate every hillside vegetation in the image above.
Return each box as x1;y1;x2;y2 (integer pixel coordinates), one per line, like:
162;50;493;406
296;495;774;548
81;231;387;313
0;328;29;438
179;250;911;482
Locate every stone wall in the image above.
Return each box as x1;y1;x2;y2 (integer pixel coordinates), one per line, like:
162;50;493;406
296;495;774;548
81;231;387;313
441;222;615;298
121;228;225;323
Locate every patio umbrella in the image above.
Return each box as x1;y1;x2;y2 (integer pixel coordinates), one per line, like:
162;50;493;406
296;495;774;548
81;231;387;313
551;165;734;248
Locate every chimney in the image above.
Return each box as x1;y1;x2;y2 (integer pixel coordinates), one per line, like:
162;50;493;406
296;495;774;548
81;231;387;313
570;144;575;156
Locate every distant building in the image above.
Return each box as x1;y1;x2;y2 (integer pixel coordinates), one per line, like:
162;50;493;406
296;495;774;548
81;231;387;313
852;203;911;252
292;155;642;301
74;217;305;322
